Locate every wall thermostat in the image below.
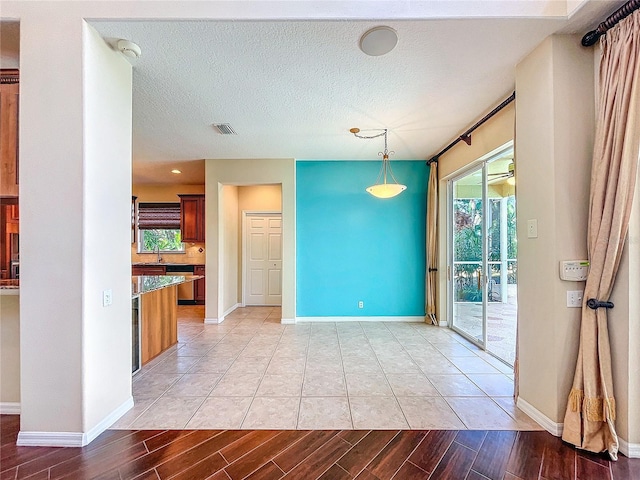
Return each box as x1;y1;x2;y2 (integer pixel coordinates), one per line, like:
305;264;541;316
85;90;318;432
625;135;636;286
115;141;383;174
560;260;589;281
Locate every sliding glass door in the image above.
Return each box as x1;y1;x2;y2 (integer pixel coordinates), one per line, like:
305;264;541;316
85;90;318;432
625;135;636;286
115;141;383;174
449;147;517;365
451;166;486;345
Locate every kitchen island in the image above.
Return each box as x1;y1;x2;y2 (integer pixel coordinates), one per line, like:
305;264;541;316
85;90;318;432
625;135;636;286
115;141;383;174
132;275;201;369
1;280;20;410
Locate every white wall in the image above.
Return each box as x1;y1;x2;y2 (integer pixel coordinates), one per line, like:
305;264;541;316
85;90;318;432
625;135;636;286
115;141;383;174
515;35;594;425
238;185;282;212
205;159;294;323
1;294;20;406
19;11;86;436
608;157;640;446
81;22;133;433
15;12;133;444
220;185;239;314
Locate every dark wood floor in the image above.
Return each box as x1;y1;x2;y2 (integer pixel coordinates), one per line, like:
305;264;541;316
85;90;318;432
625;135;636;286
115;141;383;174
1;416;638;480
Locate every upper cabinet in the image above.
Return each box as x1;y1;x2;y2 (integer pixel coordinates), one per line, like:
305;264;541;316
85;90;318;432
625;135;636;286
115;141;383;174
178;194;205;243
1;70;19;199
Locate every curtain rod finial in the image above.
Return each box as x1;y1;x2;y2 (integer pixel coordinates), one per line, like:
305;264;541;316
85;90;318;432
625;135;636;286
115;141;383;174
582;30;601;47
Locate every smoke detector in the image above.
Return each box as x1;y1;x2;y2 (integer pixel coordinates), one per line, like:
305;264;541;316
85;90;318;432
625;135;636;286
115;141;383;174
116;39;142;59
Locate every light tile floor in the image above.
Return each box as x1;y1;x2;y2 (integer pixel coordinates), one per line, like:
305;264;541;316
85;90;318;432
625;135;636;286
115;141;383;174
113;306;542;431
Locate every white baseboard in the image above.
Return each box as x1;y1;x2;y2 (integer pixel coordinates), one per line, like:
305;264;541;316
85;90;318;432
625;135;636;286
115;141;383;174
17;396;134;447
515;398;639;458
84;396;134;445
516;397;563;436
619;437;640;458
0;402;21;414
281;318;296;325
17;431;86;447
222;303;240;318
295;316;425;323
212;303;241;324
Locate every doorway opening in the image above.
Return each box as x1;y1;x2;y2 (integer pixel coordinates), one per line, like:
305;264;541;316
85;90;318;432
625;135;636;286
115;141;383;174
242;212;282;306
448;145;517;366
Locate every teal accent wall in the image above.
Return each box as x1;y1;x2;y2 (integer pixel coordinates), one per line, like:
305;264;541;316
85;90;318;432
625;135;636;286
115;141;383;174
296;160;429;317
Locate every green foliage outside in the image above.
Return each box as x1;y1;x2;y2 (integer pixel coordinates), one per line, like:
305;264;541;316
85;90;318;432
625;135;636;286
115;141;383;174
454;196;517;302
140;229;183;252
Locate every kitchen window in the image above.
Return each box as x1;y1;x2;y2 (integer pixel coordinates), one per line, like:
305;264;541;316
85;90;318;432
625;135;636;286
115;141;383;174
136;203;184;253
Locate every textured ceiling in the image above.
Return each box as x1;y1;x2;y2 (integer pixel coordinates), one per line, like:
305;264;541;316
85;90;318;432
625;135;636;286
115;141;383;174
90;2;621;185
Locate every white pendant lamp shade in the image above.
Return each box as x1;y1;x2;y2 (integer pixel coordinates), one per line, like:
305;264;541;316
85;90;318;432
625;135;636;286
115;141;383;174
366;182;407;199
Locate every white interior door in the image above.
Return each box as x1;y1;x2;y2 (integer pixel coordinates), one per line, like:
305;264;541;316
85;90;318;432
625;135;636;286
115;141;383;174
244;212;282;306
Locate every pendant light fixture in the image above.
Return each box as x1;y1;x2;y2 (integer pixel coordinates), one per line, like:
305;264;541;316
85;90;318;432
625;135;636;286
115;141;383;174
350;127;407;199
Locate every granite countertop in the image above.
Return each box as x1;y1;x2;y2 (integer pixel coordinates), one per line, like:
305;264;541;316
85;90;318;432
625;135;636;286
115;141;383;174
131;275;202;298
0;279;19;296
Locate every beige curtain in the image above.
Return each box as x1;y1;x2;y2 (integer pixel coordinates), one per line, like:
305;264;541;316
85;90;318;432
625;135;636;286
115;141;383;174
426;161;438;325
563;10;640;460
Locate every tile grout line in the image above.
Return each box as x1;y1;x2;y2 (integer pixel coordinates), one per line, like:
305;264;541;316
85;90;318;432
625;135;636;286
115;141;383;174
295;321;313;429
336;322;354;429
237;312;284;429
374;322;412;429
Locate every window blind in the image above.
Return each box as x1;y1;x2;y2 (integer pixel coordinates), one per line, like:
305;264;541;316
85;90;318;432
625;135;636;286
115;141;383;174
137;203;181;230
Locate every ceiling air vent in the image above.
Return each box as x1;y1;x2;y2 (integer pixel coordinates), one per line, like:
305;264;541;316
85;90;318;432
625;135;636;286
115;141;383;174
212;123;237;135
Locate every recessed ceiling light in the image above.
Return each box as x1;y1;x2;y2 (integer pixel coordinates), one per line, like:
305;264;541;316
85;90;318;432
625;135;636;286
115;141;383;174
359;26;398;56
171;169;182;174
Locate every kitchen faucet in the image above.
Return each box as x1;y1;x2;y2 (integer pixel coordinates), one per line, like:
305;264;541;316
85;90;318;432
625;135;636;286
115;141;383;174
156;245;163;263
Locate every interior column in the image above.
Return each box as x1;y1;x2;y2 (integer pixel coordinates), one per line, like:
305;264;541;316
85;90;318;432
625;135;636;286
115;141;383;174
17;12;133;446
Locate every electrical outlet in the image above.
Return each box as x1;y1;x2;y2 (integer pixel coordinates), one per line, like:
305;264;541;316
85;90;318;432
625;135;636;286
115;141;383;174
103;289;113;307
358;301;364;309
567;290;583;308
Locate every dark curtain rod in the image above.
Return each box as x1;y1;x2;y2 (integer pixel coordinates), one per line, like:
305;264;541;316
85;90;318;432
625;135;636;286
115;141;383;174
582;0;640;46
426;92;515;165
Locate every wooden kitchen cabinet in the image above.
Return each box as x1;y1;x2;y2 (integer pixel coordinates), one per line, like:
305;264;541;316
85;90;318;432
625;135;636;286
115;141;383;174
194;265;205;304
1;70;19;199
132;265;166;276
179;194;205;243
140;285;178;364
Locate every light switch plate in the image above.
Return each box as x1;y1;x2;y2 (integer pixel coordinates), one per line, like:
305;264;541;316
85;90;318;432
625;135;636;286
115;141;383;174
527;219;538;238
103;289;113;307
567;290;583;308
